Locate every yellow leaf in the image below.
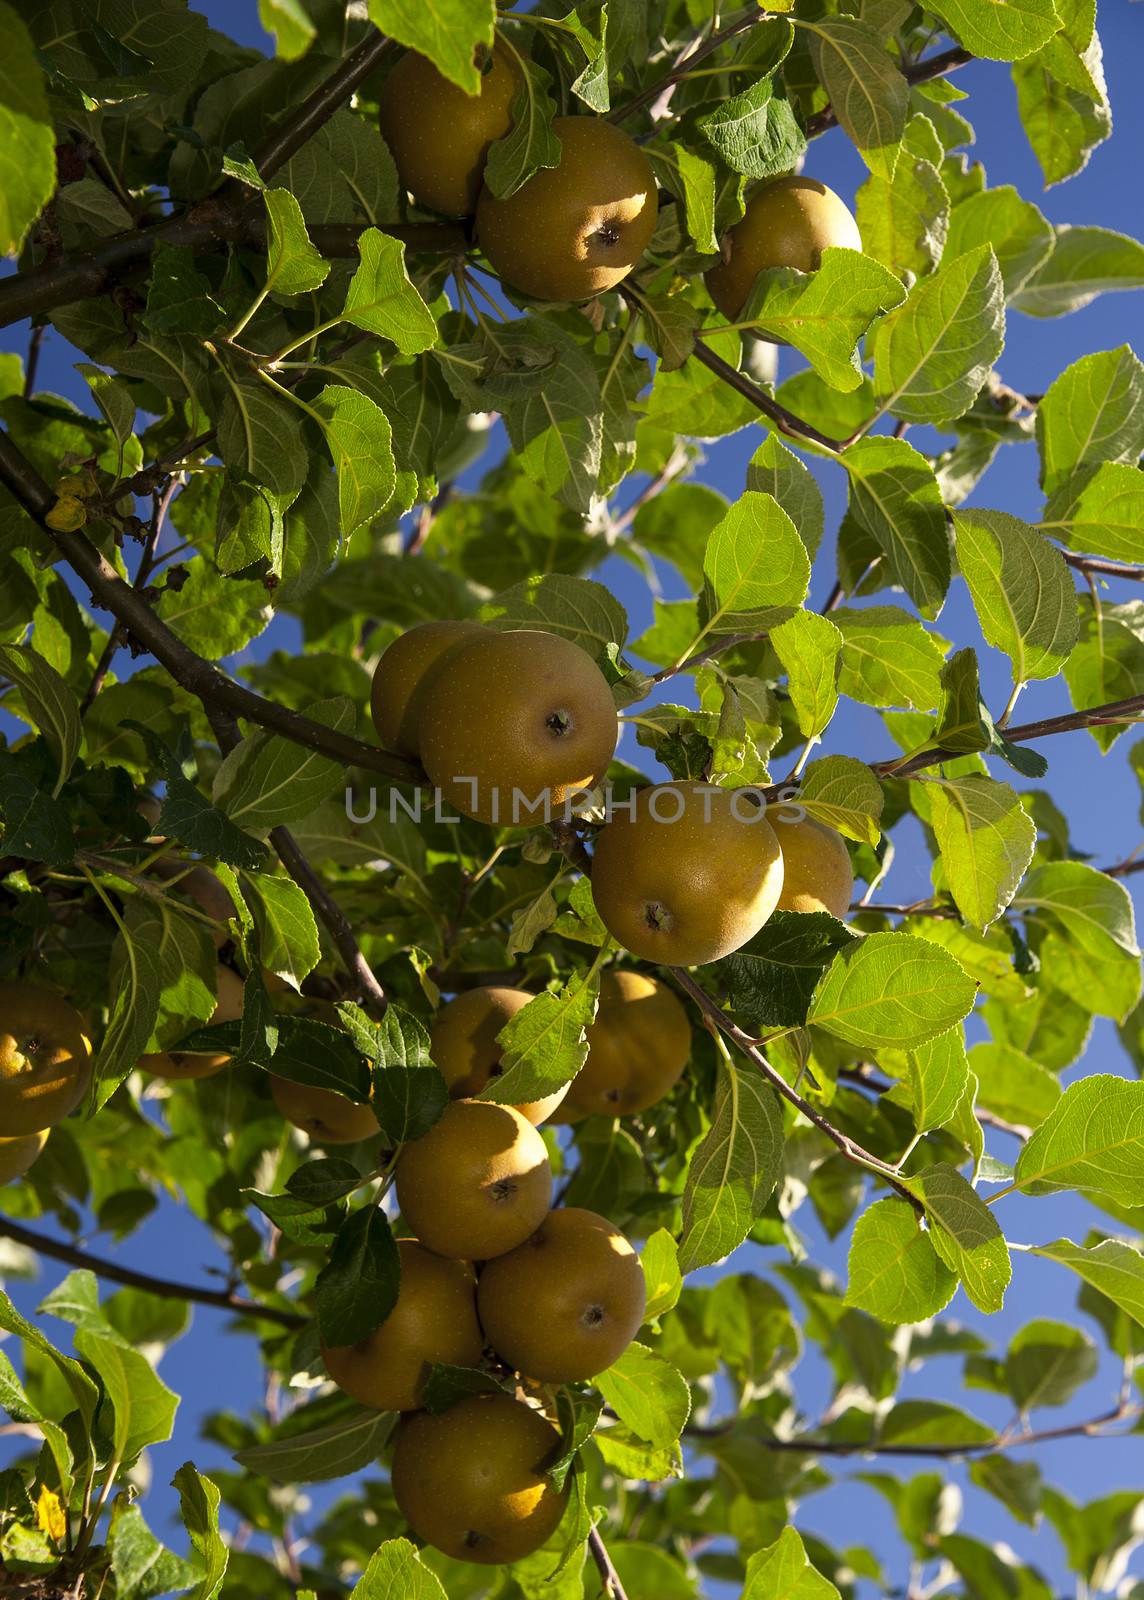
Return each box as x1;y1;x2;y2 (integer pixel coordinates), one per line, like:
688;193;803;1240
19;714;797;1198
35;1484;66;1544
45;495;87;532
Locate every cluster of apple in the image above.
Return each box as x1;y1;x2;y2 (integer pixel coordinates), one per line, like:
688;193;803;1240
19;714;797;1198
377;42;861;309
316;973;691;1563
372;620;856;969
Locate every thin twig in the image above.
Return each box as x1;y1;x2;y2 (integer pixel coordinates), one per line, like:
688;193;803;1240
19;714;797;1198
588;1525;632;1600
608;7;762;123
204;705;388;1015
650;631;766;683
690;338;847;453
686;1400;1140;1457
80;475;179;713
670;968;918;1202
0;1215;304;1328
23;324;44;397
1062;552;1144;582
0;424;421;784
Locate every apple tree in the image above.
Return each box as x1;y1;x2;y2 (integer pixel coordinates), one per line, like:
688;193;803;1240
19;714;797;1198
1;1;1143;1598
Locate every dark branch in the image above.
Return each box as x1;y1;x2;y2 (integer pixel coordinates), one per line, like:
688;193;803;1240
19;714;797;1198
0;27;464;335
670;968;918;1203
608;8;761;123
687;1400;1140;1458
588;1526;632;1600
271;824;388;1014
0;1215;304;1329
872;694;1144;780
203;705;388;1016
690;338;848;453
0;425;421;784
1062;551;1144;582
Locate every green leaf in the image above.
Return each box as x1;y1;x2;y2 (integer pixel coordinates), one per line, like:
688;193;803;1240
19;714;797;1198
808;931;977;1050
929;0;1062;60
1038;346;1144;496
833;605;947;711
142;245;224;336
885;1024;971;1135
349;1538;448;1600
0;756;73;864
0;645;82;796
243;874;321;988
874;244;1005;425
904;1163;1011;1313
249;1015;372;1100
75;363;137;454
739;249;906;392
354;1004;448;1146
797;754;885;845
483;57;561;200
341;229;438;353
933;647;991;753
698;78;806;182
846;1197;957;1323
841;439;951;615
745;435;825;558
315;384;397;536
944;185;1054;298
771;611;842;738
259;0;317;60
480;574;628;657
0;1286;99;1429
480;968;600;1108
926;774;1037;930
366;0;495;94
1004;1319;1098;1410
1013;2;1111;188
1030;1238;1144;1331
968;1040;1062;1128
235;1405;395;1483
210;368;309;501
954;510;1079;682
855;136;949;282
596;1342;691;1448
742;1525;841;1599
315;1204;400;1347
720;910;859;1029
73;1331;178;1464
1011;1075;1144;1204
172;1462;228;1600
641;1229;682;1321
1043;462;1144;563
0;2;55;256
126;724;268;871
806;18;908;175
262;187;329;296
1062;596;1144;752
698;492;810;639
1015;860;1139;961
109;1504;197;1600
1011;224;1144;318
969;1455;1044;1526
91;898;164;1112
677;1057;783;1273
646;144;718;256
212;696;355;830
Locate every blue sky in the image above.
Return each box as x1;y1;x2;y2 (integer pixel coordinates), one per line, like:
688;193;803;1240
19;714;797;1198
2;4;1144;1594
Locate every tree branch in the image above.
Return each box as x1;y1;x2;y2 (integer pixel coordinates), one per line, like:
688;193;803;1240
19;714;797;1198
669;968;918;1203
588;1525;631;1600
0;426;421;784
0;1216;304;1329
608;8;762;124
687;1399;1141;1457
203;704;388;1016
0;27;464;335
1062;551;1144;582
650;631;767;683
690;338;848;453
871;694;1144;780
